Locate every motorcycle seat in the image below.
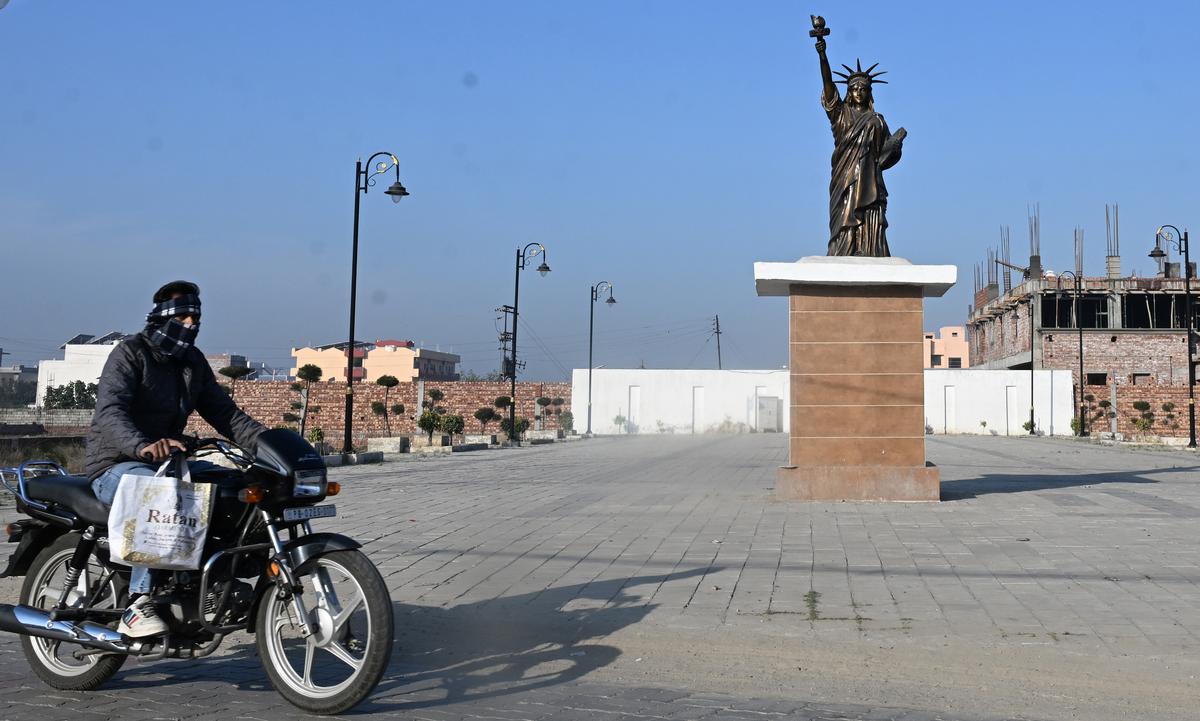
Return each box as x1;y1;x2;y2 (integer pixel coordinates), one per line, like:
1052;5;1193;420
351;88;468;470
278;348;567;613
24;474;110;527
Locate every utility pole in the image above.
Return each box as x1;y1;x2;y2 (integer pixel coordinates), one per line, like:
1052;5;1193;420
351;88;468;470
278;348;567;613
713;315;723;370
496;305;514;379
0;348;9;367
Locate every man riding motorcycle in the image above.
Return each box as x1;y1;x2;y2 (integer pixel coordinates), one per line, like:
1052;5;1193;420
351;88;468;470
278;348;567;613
86;280;265;637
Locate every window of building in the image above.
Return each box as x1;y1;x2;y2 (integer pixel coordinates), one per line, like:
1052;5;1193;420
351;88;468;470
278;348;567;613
1131;373;1151;386
948;357;962;368
931;354;943;367
1041;292;1110;329
1085;372;1108;386
951;331;959;337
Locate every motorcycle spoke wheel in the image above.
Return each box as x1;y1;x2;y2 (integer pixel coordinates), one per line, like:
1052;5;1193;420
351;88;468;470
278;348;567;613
257;549;392;714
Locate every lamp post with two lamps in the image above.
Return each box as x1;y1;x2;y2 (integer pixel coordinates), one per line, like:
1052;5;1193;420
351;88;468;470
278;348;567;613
1054;270;1087;437
342;153;409;454
507;243;550;446
1149;225;1196;448
586;281;617;436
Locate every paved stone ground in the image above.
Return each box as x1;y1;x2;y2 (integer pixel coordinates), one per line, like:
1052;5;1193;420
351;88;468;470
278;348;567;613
1;435;1199;720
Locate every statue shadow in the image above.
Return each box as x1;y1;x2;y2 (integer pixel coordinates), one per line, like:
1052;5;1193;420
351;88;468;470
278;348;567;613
940;465;1199;500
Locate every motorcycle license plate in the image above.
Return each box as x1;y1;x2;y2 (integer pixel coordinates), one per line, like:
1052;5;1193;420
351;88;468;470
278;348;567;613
283;505;337;522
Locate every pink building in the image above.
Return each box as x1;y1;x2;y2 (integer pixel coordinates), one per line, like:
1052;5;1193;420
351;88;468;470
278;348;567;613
923;326;969;369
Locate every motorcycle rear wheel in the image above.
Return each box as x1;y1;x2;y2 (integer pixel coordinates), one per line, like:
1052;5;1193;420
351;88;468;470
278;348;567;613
19;533;127;690
257;549;393;715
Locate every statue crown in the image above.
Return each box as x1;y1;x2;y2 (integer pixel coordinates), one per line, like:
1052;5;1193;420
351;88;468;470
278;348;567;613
832;58;888;86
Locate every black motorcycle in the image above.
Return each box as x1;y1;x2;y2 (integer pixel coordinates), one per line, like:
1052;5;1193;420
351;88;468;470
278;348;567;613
0;429;392;715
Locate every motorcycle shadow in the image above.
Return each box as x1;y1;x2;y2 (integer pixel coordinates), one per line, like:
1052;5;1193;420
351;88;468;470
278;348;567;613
109;566;712;713
361;566;713;712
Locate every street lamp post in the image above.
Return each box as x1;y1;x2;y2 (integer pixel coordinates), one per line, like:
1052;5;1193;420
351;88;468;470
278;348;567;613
1029;295;1036;435
508;243;550;446
343;153;409;454
1056;270;1086;437
586;281;617;437
1150;225;1196;448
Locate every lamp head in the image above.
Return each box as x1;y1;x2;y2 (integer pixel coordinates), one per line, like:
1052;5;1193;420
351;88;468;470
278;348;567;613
606;295;617;305
537;261;551;276
385;180;409;203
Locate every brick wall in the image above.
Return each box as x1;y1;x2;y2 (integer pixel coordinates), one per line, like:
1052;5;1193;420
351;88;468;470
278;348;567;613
185;380;572;447
1043;331;1191;386
1084;382;1195;438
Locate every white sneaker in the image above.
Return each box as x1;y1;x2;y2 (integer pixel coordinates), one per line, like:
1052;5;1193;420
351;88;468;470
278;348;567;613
118;595;168;638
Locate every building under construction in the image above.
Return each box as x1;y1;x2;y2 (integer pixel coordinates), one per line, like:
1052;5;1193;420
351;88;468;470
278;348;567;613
967;206;1197;392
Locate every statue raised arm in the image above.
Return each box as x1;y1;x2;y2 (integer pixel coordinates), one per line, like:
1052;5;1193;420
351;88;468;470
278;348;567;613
811;16;838;108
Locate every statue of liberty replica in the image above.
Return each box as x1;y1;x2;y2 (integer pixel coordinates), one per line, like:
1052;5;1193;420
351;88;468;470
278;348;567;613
811;15;907;257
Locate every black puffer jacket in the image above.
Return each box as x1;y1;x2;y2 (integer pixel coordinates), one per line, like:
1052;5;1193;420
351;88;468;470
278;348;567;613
85;333;266;479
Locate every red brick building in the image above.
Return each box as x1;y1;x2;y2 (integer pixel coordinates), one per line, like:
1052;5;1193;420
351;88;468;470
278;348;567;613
967;254;1197;436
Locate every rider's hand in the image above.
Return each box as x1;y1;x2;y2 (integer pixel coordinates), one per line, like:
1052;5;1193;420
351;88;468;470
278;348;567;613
138;438;187;462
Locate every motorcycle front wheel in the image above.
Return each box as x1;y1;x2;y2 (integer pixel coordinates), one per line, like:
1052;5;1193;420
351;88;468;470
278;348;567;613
256;549;393;715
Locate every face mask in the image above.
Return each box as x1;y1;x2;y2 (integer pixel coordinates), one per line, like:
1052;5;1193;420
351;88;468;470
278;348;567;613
146;318;200;360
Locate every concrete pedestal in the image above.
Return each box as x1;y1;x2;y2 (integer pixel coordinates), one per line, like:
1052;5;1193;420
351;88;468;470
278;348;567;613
755;256;957;502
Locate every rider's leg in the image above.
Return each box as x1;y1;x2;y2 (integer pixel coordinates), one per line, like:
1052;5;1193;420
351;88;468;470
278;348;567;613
92;461;168;637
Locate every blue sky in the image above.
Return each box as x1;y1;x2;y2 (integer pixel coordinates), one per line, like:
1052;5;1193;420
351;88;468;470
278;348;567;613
2;1;1197;378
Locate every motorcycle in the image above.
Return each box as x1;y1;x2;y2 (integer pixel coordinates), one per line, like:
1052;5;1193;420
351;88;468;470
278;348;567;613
0;429;393;715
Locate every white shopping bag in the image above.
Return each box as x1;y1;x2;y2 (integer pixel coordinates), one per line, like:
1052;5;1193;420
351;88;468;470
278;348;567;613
107;458;214;571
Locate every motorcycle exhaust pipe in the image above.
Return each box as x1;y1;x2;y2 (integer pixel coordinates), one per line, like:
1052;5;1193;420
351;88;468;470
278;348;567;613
0;603;129;653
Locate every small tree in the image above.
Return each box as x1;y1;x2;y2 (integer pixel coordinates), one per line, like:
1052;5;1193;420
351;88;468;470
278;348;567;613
613;414;627;433
417;410;441;443
375;375;400;436
535;396;552;429
439;413;465;442
559;410;574;433
474;407;498;432
1162;402;1178;429
307;427;326;453
294;364;323;438
494;395;511;410
500;415;530;439
1130;400;1154;435
218;365;254;401
425;388;445;411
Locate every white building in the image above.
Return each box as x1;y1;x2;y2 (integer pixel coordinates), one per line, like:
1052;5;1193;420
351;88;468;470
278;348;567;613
573;368;1075;437
36;333;128;406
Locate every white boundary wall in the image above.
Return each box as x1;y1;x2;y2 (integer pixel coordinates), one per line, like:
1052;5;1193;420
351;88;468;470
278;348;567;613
571;369;788;435
573;368;1076;437
924;369;1075;437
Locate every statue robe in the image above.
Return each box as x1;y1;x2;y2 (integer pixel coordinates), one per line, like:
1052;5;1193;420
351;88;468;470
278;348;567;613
824;93;901;257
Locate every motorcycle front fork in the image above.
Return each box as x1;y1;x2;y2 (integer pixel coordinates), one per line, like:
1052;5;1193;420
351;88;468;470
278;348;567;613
262;512;323;638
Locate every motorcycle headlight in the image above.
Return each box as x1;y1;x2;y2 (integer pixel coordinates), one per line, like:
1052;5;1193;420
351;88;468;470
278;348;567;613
293;469;327;497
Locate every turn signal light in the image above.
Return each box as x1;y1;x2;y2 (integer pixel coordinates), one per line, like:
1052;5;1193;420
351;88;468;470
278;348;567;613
326;481;341;497
238;487;265;503
268;561;281;578
4;523;17;537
